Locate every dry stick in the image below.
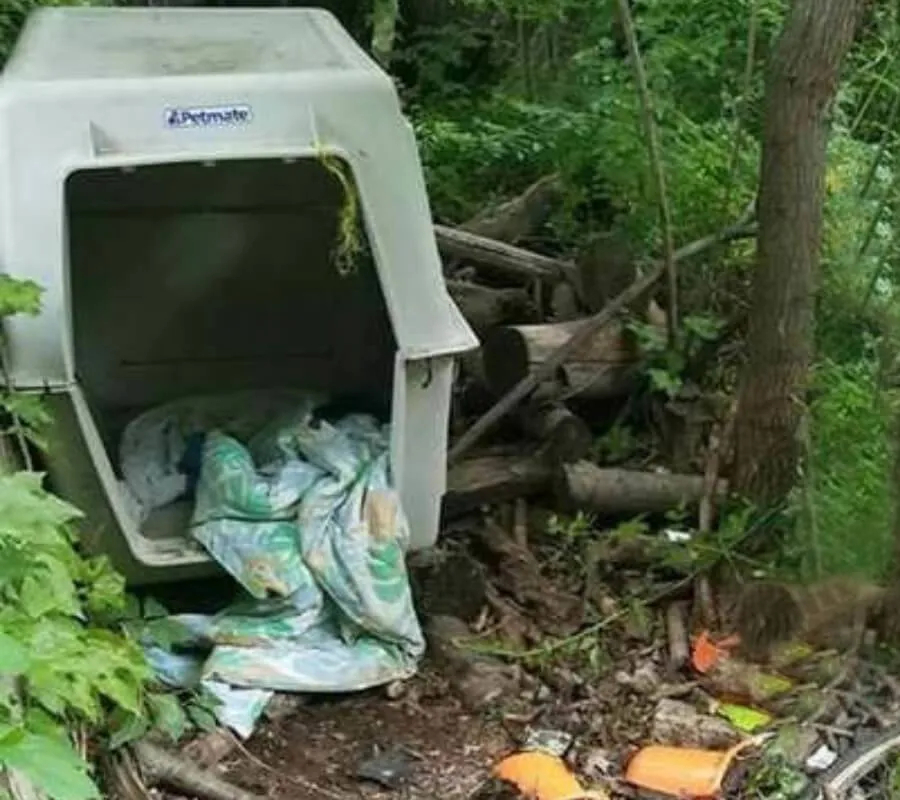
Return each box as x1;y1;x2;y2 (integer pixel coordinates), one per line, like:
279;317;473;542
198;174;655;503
695;400;737;628
448;211;756;465
134;741;263;800
615;0;679;346
463;575;696;661
666;601;690;672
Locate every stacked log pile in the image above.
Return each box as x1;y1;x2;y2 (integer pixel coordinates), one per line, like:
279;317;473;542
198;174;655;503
434;176;749;524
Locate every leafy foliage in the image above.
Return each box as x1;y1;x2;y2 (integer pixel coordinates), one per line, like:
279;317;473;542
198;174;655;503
0;270;179;796
404;0;900;577
0;471;148;799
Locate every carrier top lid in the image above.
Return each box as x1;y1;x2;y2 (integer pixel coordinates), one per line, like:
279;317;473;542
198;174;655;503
3;7;378;83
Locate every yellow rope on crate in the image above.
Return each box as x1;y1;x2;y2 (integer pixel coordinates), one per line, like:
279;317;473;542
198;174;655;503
314;141;362;276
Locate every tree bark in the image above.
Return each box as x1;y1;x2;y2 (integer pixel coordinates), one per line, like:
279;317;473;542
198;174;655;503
733;0;862;505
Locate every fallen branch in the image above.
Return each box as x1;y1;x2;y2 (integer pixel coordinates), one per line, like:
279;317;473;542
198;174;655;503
465;575;695;661
134;741;263;800
434;224;578;285
666;602;690;672
447;210;757;464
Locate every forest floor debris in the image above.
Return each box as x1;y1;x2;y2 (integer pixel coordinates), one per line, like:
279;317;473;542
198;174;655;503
157;520;900;800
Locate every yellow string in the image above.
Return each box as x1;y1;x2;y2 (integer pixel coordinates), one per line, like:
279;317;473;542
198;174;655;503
313;140;362;276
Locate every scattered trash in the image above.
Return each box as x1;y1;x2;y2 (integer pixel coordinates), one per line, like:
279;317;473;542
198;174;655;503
493;751;609;800
579;748;616;782
690;630;740;674
663;528;693;543
715;702;773;733
521;728;574;758
355;747;419;790
625;740;756;798
805;744;838;772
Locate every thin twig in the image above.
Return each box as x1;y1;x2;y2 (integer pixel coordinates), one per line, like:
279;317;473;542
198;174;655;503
699;399;738;535
461;575;695;661
615;0;679;346
448;209;756;463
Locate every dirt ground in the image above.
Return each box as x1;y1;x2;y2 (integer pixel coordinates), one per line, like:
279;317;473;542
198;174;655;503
220;668;512;799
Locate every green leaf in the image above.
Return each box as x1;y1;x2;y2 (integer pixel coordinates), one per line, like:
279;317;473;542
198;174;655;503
141;597;170;620
148;693;188;742
107;711;150;751
0;276;43;317
0;728;99;800
20;557;81;619
1;393;51;434
94;669;143;716
0;633;28;676
187;703;218;733
80;558;126;617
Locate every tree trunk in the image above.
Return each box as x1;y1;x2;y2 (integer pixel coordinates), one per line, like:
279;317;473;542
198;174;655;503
733;0;862;505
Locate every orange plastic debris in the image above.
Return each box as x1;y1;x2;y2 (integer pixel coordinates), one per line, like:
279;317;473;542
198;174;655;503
691;631;740;674
624;740;755;799
493;751;607;800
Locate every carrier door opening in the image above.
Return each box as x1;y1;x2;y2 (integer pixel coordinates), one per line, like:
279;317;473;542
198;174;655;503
63;157;396;565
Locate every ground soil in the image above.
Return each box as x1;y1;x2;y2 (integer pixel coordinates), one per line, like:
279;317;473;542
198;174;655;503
220;667;512;799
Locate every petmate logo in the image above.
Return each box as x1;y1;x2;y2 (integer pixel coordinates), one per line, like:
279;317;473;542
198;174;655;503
165;104;253;129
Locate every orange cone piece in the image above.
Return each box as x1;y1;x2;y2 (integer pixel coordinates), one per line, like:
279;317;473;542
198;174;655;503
624;740;754;798
493;751;608;800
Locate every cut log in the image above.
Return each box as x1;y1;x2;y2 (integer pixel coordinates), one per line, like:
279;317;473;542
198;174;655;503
556;462;728;515
443;454;551;517
482;320;641;401
445;279;535;334
520;402;592;463
434;224;578;285
446;207;757;465
576;232;637;312
462;174;564;243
